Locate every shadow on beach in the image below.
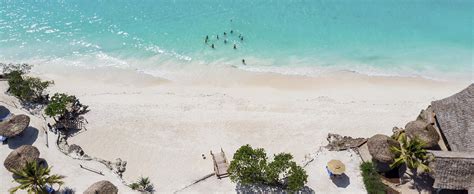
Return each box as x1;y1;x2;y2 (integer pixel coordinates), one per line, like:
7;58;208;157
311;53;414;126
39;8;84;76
0;105;10;120
8;127;39;149
331;174;350;188
236;183;315;194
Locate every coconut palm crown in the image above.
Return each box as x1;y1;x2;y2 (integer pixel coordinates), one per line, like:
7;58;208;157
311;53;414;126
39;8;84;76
10;161;64;194
390;133;431;172
129;176;154;193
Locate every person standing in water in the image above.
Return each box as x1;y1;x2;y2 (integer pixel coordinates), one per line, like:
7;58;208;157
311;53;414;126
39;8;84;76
224;39;227;44
217;35;219;40
211;44;215;49
240;36;244;41
205;35;209;43
242;59;246;65
230;30;233;34
233;44;237;49
224;32;227;36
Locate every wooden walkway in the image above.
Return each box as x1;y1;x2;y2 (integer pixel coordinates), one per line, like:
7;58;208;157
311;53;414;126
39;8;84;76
210;148;229;178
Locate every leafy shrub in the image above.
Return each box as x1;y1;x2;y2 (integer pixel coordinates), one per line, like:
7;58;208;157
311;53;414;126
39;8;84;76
228;144;308;191
7;71;53;104
360;162;386;194
45;93;89;130
44;93;77;119
286;162;308;191
1;63;53;104
228;144;268;185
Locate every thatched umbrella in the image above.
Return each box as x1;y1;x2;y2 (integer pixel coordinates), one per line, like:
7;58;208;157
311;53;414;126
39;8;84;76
0;114;30;138
84;180;118;194
4;145;40;172
367;134;399;163
405;120;440;148
327;159;346;175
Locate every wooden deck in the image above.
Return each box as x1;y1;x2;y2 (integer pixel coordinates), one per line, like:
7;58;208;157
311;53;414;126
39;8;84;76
210;148;229;178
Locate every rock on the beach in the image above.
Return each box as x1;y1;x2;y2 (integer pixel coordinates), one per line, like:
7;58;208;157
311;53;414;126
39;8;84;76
325;133;367;151
405;120;440;148
367;134;399;164
416;105;436;124
68;144;85;156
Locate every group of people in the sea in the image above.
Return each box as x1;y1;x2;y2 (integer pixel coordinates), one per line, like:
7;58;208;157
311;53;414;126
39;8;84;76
204;20;247;65
204;30;244;50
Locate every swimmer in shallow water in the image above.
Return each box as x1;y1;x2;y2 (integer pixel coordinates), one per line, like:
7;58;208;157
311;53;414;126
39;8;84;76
224;39;227;44
224;32;227;36
240;36;244;41
205;35;209;43
230;30;233;34
217;35;219;40
242;59;246;65
211;44;215;49
233;44;237;49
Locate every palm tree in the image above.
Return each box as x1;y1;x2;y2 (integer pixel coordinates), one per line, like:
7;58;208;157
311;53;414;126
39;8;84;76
390;133;431;172
129;176;154;193
10;161;65;194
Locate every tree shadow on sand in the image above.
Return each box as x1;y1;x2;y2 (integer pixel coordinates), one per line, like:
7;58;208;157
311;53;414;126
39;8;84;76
400;167;434;193
331;174;350;188
8;127;39;149
0;105;11;120
236;183;315;194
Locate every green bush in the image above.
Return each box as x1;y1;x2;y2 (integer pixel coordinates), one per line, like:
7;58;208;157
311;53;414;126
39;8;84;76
228;144;308;191
228;144;268;185
44;93;89;130
6;70;53;103
360;162;386;194
44;93;77;119
1;63;53;104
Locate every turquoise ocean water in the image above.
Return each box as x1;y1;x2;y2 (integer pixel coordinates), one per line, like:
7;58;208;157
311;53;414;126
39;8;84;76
0;0;473;80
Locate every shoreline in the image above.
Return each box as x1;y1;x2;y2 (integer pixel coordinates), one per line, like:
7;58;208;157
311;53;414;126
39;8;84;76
27;66;468;192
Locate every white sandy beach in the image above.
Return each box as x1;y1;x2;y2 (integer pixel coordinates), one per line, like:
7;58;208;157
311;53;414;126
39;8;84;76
1;65;469;193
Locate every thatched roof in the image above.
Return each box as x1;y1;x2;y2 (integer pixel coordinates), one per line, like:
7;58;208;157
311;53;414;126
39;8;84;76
4;145;40;172
0;114;30;138
429;150;474;190
405;120;440;148
431;84;474;152
84;180;118;194
367;134;399;163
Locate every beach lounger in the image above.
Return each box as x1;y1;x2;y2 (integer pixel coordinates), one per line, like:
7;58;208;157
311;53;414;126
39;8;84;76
210;148;229;178
0;135;7;144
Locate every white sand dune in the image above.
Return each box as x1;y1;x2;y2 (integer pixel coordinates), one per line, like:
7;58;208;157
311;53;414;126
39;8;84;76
1;66;468;193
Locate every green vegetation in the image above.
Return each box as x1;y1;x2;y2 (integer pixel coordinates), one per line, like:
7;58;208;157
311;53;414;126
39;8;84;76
228;144;308;191
44;93;89;130
360;162;386;194
390;133;431;172
44;93;77;119
10;161;65;194
1;63;53;104
129;177;154;193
